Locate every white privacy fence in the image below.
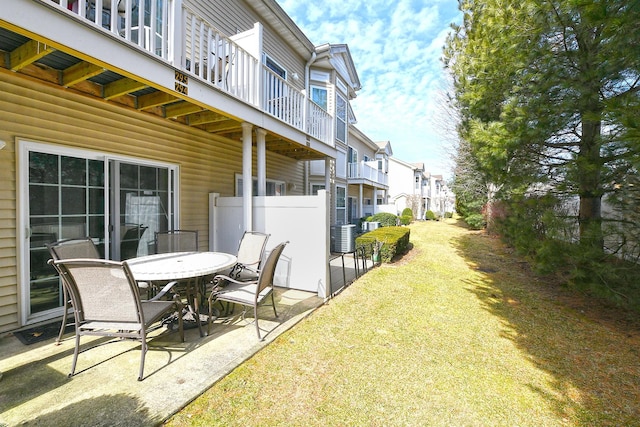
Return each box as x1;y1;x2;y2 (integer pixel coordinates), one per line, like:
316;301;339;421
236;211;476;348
209;191;331;299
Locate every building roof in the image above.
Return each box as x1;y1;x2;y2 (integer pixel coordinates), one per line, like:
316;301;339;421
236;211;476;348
375;141;393;157
313;43;361;97
246;0;316;59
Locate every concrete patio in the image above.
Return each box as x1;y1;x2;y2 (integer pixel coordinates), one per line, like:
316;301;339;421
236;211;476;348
0;253;368;426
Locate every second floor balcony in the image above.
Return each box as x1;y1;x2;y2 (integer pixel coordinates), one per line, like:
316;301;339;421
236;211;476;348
348;161;388;188
2;0;333;158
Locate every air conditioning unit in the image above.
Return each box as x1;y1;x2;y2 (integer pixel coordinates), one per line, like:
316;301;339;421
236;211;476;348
330;224;356;253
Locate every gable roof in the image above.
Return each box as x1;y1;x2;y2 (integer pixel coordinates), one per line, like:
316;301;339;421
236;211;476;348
313;43;361;98
375;141;393;157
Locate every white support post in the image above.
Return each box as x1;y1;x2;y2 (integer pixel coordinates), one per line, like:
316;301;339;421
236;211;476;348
325;156;331;223
242;122;253;231
256;128;267;197
373;186;379;214
208;192;219;251
359;183;363;219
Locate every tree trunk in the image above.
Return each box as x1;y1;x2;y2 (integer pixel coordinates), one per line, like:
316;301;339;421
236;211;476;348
577;116;604;252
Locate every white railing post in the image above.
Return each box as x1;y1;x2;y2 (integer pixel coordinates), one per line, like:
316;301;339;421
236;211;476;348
166;0;184;68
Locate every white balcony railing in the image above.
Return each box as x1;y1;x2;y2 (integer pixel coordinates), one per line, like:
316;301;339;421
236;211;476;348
262;66;303;128
183;7;259;105
56;0;171;58
44;0;333;145
307;100;332;142
347;161;388;186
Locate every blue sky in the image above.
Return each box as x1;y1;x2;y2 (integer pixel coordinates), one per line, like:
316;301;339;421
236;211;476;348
276;0;462;178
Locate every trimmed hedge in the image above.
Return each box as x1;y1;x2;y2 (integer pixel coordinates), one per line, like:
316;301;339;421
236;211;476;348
400;215;412;225
355;226;411;263
370;212;399;227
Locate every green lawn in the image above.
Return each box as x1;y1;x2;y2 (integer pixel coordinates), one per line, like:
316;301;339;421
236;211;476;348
166;220;640;426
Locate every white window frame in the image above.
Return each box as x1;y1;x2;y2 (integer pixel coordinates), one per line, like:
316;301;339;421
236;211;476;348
336;149;347;179
336;93;347;143
264;54;287;79
310;85;328;111
336;185;347;224
310;182;325;195
309;159;326;176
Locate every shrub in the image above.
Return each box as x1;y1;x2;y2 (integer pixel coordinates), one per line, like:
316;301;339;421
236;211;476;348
465;213;486;230
444;211;453;219
370;212;399;227
356;226;410;263
401;208;414;218
400;214;412;225
425;210;437;220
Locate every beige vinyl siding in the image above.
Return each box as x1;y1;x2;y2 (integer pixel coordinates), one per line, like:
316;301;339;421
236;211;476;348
185;0;308;92
0;135;18;330
0;71;303;332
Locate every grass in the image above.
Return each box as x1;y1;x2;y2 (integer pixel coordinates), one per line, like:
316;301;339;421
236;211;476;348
165;220;640;426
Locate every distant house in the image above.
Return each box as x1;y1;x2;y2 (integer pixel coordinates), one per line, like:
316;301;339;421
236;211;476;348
382;157;428;218
426;174;453;217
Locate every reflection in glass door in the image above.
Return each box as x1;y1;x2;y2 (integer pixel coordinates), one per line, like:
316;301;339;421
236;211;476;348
27;151;105;317
110;161;173;260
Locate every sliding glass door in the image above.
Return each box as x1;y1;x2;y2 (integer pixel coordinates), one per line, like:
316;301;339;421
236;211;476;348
27;150;105;316
21;141;177;323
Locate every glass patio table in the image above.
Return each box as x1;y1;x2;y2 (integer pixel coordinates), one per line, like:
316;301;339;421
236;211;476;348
127;251;237;337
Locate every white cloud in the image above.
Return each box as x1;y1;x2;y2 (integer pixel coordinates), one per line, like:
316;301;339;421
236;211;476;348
276;0;461;176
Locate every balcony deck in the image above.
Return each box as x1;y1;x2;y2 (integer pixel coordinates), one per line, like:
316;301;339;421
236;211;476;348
0;0;333;160
348;160;389;188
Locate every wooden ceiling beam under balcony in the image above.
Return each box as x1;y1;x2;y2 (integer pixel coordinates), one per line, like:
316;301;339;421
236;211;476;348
137;91;179;110
62;62;105;87
187;110;227;126
200;120;241;133
164;101;205;118
103;77;147;100
10;40;55;71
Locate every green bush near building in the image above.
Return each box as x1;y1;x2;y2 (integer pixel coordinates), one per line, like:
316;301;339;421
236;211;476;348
355;226;410;263
370;212;399;227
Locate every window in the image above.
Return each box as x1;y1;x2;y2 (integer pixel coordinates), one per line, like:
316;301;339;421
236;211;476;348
311;86;328;111
265;55;286;79
309;159;326;176
336;149;347;179
348;146;358;164
336;93;347;143
311;183;325;195
336;185;346;224
236;174;285;197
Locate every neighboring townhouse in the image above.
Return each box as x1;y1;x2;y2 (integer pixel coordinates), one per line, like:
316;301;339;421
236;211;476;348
344;127;389;222
382;157;428;219
306;43;362;225
426;174;453;217
0;0;351;332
